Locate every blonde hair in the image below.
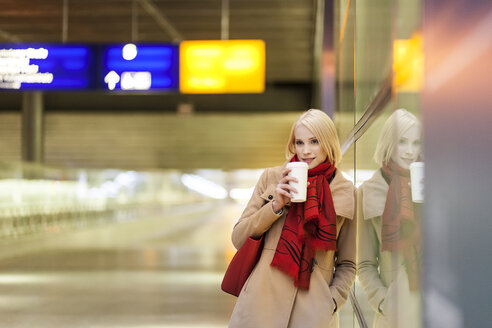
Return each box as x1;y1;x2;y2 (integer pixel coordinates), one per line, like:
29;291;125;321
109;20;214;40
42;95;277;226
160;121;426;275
373;108;422;166
285;109;342;165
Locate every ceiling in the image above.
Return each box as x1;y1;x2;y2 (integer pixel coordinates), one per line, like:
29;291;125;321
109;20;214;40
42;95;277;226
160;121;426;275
0;0;318;85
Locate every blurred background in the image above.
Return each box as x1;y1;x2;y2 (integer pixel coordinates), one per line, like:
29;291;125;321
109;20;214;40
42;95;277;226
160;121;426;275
1;0;491;327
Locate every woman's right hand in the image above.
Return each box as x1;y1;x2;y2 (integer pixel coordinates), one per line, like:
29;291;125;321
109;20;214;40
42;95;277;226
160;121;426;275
272;168;298;213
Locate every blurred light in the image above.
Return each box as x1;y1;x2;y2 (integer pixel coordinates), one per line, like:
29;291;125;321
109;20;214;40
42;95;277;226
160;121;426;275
0;274;45;284
224;45;261;72
122;43;137;60
180;40;265;93
0;72;53;87
114;171;138;188
100;181;118;198
181;174;227;199
120;71;151;90
77;171;88;199
229;187;254;200
104;70;120;90
345;169;376;188
0;47;48;59
88;187;104;199
393;33;424;92
426;11;492;92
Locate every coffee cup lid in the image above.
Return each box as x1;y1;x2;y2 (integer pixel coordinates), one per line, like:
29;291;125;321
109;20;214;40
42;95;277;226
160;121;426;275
286;161;308;168
410;161;424;169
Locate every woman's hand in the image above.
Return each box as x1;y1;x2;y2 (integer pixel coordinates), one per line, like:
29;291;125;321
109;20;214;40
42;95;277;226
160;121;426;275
272;168;298;213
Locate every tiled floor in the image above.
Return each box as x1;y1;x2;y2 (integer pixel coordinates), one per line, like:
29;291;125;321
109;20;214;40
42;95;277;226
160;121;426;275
0;201;372;327
0;201;239;328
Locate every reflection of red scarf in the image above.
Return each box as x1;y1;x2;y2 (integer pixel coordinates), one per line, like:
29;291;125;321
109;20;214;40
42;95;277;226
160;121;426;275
381;161;421;290
271;156;337;289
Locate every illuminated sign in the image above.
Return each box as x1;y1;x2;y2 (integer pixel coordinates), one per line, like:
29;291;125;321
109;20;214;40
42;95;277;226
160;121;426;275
102;44;179;91
0;44;95;90
393;33;424;92
180;40;265;94
0;41;265;93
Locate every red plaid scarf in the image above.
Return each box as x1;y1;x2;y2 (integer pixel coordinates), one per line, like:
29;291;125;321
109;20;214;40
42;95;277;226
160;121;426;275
381;161;421;290
271;156;337;289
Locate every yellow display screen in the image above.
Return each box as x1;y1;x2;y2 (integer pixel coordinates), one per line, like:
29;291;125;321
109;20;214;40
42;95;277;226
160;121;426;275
393;33;424;92
180;40;265;94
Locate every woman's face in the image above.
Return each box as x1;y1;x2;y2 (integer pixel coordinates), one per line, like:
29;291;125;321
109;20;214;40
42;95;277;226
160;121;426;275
294;124;328;169
391;124;421;169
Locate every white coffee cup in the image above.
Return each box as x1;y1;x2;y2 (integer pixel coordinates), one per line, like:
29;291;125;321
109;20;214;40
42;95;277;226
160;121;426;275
409;162;425;203
286;161;308;203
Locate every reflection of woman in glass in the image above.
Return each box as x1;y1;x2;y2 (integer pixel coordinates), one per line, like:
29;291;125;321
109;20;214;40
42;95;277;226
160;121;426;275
358;109;422;328
229;109;356;327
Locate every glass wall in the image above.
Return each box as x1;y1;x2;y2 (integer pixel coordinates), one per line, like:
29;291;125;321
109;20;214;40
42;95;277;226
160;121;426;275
334;0;424;327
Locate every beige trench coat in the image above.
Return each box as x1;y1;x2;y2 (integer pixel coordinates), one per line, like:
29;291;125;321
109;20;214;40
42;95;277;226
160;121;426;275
229;165;356;328
357;169;421;328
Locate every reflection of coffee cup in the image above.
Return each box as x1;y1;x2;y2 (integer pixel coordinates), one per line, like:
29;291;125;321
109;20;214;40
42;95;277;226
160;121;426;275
286;162;308;203
410;162;425;203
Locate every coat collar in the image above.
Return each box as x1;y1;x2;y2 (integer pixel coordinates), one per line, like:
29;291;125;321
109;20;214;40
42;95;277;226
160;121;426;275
330;170;356;220
361;169;388;220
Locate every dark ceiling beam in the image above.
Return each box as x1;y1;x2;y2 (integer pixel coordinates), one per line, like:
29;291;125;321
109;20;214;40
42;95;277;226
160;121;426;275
311;0;324;109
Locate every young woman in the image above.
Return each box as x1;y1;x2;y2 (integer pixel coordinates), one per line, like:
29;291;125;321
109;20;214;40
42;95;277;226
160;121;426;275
357;109;422;328
228;109;356;328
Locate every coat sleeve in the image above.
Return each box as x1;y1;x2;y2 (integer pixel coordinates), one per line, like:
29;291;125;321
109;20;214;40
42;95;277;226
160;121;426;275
329;188;357;309
231;168;284;250
357;187;388;313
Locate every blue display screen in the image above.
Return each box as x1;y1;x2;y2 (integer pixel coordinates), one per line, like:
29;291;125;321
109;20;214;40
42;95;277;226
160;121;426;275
0;43;179;92
0;44;96;90
101;44;179;91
